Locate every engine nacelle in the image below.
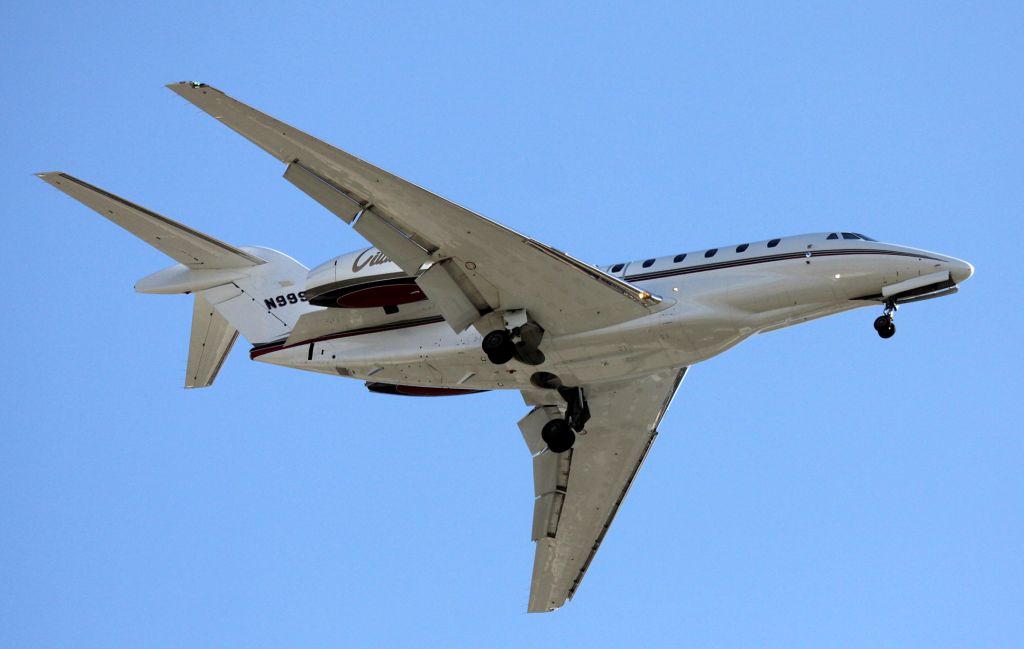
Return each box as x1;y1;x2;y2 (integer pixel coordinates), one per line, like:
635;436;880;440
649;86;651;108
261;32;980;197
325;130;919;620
305;247;427;309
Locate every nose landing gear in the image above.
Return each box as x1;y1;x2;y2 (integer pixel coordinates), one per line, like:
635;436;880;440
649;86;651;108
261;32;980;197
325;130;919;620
874;301;897;339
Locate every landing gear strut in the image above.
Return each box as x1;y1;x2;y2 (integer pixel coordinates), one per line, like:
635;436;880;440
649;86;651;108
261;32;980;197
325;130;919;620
541;386;591;454
874;300;897;339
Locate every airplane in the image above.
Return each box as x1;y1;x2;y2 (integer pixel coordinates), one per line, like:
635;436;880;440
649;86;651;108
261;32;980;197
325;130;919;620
37;81;974;613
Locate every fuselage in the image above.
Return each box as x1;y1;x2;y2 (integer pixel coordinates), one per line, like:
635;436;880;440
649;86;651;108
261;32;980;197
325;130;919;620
252;232;973;391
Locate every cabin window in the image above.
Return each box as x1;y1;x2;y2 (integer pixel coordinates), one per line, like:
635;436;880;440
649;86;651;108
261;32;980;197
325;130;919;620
826;233;839;240
705;248;718;258
853;233;877;241
673;253;687;263
611;263;625;273
736;243;749;253
841;232;860;240
767;238;781;248
642;258;655;268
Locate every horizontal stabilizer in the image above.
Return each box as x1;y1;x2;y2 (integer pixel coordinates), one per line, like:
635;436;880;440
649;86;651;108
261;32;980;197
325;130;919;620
186;294;238;388
36;172;265;269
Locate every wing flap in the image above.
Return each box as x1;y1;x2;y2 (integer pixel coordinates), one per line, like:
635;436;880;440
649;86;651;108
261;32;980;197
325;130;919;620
166;82;667;335
283;160;365;224
36;172;264;269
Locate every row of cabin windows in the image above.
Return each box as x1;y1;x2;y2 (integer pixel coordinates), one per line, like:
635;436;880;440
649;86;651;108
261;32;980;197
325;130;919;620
613;232;876;274
615;237;784;273
827;232;877;241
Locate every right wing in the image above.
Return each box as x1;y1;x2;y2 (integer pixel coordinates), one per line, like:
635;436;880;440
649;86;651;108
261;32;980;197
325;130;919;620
36;171;265;270
519;367;688;612
166;82;667;335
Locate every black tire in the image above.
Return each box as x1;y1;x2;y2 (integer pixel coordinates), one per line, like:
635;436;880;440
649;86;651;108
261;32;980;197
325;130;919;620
482;330;515;364
541;419;575;453
878;321;896;339
873;315;891;333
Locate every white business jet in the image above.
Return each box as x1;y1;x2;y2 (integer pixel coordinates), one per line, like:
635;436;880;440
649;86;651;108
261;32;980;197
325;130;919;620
37;82;974;613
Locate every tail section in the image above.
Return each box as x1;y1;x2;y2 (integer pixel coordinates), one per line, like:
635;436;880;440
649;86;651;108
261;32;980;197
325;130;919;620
188;246;316;345
37;171;318;386
187;294;238;388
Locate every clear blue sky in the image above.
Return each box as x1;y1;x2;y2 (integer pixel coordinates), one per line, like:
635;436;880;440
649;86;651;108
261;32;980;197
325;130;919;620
2;2;1021;647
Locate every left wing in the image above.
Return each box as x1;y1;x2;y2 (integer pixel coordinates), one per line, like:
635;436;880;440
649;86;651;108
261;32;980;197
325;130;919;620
519;367;688;612
166;82;666;335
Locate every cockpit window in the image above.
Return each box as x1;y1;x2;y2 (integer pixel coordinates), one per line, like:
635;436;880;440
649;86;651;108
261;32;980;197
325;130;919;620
673;253;687;263
853;233;877;241
611;263;625;273
767;238;781;248
841;232;861;240
826;233;839;240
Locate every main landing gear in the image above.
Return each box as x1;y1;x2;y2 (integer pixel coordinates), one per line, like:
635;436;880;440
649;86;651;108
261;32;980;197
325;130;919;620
874;300;897;339
482;329;516;364
482;321;545;366
540;385;591;454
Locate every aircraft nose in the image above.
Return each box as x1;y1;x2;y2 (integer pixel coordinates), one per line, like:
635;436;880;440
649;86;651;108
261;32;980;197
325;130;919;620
949;258;974;284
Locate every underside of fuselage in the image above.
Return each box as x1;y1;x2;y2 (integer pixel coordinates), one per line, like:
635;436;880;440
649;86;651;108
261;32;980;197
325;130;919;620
253;233;974;393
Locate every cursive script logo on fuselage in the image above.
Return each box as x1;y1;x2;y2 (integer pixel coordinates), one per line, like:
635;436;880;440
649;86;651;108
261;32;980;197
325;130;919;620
352;248;392;273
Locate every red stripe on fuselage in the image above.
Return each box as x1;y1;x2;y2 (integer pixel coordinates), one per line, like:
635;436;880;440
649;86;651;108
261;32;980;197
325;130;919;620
250;315;446;359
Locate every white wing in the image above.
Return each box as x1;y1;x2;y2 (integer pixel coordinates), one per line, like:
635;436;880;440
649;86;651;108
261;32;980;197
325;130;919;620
166;82;666;335
519;368;688;612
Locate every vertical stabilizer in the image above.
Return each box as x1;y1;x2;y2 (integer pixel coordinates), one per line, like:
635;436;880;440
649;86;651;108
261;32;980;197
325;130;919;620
186;294;238;388
39;171;321;386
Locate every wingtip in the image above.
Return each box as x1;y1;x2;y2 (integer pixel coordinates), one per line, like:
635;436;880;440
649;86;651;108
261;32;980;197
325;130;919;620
166;80;217;96
35;171;64;182
166;80;208;89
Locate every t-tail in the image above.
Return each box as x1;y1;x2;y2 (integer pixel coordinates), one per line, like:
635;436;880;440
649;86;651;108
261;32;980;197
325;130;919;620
36;172;317;387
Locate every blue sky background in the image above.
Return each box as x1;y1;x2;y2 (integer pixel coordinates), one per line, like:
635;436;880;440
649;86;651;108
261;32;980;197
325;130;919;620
2;2;1022;647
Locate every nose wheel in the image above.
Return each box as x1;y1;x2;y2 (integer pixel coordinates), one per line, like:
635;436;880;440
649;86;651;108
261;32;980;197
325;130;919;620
874;301;897;339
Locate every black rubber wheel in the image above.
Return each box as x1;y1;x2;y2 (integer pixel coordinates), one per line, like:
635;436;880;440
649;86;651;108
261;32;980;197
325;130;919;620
482;330;515;364
541;419;575;454
878;321;896;339
873;315;891;333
